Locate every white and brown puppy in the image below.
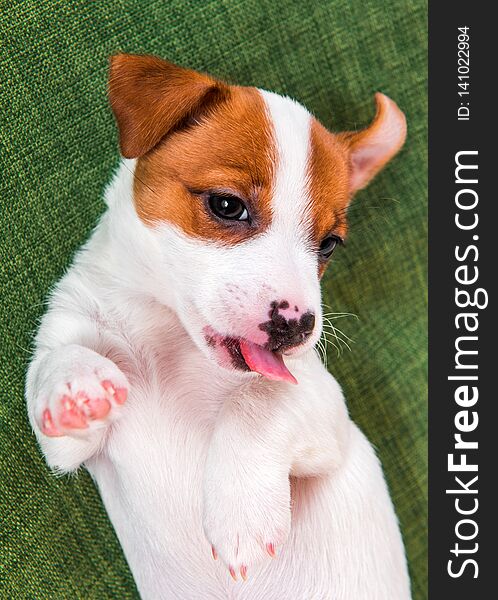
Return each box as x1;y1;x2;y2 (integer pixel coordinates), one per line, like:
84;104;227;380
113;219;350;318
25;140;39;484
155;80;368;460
26;55;410;599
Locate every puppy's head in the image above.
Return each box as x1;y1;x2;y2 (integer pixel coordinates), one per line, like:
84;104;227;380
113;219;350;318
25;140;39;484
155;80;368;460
108;54;406;383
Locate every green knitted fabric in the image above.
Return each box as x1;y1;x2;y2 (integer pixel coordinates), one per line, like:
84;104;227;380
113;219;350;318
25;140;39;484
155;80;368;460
0;1;427;598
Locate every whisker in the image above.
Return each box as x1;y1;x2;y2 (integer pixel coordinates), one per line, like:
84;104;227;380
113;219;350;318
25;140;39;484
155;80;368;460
321;329;340;358
323;327;343;355
322;333;348;355
322;326;355;347
315;337;328;367
322;324;355;345
322;328;353;353
322;312;359;320
15;342;34;357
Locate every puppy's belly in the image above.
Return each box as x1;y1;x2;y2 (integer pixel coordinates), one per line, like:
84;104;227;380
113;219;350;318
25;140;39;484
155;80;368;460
86;400;408;600
86;386;222;598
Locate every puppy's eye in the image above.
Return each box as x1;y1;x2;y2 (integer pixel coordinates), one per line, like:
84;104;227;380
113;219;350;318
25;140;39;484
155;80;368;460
208;193;249;221
318;234;342;260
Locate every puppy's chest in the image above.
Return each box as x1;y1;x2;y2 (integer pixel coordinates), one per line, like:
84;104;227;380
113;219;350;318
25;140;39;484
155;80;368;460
106;305;226;424
101;324;226;493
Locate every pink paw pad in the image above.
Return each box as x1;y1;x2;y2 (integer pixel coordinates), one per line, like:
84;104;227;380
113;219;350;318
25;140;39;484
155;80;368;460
58;395;87;429
41;409;62;437
102;380;127;405
40;378;127;437
76;391;111;419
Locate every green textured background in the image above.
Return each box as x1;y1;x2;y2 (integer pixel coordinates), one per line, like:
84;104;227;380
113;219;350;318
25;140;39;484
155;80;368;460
0;0;427;598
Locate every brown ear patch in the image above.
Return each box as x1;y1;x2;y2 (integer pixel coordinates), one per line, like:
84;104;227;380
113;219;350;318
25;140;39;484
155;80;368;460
307;94;406;276
338;93;407;193
108;54;229;158
133;85;277;244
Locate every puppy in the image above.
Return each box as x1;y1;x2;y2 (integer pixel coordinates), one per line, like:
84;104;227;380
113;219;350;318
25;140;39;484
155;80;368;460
26;54;410;599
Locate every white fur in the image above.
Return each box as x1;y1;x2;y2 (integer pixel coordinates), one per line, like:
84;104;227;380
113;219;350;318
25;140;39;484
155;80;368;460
260;90;313;232
26;93;411;599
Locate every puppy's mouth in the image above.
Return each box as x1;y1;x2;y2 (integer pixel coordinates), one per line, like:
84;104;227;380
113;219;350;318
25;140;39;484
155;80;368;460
203;328;297;385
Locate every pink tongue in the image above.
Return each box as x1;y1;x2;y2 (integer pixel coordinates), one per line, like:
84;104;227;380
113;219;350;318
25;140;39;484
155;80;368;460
239;339;298;385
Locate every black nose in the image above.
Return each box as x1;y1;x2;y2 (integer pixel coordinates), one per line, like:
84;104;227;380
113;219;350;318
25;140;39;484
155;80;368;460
259;303;316;352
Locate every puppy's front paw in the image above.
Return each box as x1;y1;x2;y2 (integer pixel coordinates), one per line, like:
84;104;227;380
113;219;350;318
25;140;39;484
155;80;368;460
33;348;128;438
203;463;291;580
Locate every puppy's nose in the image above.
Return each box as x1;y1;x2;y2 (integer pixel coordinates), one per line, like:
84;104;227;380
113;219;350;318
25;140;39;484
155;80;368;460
259;301;316;352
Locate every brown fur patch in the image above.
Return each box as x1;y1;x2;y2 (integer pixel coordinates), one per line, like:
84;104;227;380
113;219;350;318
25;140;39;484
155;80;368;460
307;95;406;275
307;119;351;275
109;54;230;159
133;86;276;244
110;57;405;265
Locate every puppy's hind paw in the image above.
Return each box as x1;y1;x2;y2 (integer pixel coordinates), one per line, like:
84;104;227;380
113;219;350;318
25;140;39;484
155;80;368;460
203;490;290;579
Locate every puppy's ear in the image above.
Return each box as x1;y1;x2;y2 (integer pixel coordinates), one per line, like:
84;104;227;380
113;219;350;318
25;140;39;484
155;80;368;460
339;93;407;194
108;54;229;158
